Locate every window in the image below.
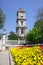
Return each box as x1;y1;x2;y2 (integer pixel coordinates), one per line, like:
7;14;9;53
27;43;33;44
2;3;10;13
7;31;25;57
21;21;23;25
21;29;23;34
21;16;23;17
20;13;23;17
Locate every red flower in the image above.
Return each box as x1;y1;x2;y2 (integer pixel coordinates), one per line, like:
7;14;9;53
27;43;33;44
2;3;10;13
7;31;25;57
40;45;43;50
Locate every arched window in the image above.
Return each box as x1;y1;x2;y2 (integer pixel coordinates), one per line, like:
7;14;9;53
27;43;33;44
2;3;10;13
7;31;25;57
21;28;23;34
21;21;23;25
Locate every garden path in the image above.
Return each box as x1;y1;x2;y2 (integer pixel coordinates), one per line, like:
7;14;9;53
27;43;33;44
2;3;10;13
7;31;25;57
0;50;10;65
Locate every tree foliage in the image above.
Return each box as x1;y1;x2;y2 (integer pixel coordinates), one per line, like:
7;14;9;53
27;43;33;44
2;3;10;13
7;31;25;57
26;27;41;43
0;8;6;29
26;8;43;43
36;8;43;20
8;31;18;40
34;9;43;42
34;19;43;29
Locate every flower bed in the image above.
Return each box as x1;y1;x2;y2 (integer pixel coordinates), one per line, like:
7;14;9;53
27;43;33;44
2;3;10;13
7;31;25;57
10;46;43;65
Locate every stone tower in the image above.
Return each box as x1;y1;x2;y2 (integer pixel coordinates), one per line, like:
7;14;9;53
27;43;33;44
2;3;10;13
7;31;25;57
16;8;27;38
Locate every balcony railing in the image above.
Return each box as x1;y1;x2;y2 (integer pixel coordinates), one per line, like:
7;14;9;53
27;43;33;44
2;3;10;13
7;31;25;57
17;17;26;20
16;25;27;28
5;40;25;46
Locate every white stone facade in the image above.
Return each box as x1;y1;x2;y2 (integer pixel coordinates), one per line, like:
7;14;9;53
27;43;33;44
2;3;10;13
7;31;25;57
16;8;27;37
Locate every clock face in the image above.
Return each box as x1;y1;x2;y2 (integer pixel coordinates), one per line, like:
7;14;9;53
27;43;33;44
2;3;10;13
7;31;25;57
21;13;23;16
20;13;23;17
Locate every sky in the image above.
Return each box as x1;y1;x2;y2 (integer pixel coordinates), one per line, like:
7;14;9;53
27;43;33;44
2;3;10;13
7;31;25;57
0;0;43;34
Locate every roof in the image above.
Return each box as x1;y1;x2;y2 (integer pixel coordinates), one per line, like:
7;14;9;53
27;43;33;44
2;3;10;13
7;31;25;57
17;8;25;13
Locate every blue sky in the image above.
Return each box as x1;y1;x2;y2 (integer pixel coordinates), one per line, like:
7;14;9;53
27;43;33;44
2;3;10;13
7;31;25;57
0;0;43;33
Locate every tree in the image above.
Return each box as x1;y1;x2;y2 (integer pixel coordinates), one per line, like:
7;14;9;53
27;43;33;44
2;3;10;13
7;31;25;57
8;31;18;40
26;8;43;43
34;19;43;29
26;27;41;43
36;8;43;20
34;8;43;30
34;8;43;43
0;8;6;29
34;19;43;41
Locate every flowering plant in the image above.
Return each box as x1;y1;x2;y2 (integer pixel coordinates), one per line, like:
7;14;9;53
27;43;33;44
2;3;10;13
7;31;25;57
10;46;43;65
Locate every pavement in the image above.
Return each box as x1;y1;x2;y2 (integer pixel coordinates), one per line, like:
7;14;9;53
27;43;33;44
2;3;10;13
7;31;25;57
0;50;10;65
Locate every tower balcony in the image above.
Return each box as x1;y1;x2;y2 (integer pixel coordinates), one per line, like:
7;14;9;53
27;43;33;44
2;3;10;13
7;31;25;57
16;25;27;28
17;17;26;20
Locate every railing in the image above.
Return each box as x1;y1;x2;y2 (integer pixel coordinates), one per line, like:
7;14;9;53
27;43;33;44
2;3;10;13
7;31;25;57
17;17;26;20
5;40;25;47
0;39;25;50
16;25;27;28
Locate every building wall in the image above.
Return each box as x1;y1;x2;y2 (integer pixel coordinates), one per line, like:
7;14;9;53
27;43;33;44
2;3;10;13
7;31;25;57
17;20;26;27
18;12;26;18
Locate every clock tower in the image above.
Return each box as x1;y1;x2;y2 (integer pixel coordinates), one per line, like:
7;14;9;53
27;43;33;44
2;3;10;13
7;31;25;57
16;8;27;39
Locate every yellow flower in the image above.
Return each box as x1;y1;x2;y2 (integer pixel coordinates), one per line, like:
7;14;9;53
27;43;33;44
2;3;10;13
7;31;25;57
10;46;43;65
37;62;41;65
